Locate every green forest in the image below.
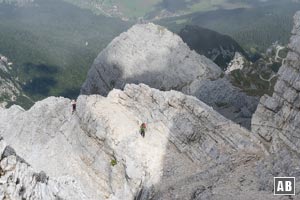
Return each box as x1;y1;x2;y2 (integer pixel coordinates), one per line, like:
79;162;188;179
0;0;131;101
159;1;300;54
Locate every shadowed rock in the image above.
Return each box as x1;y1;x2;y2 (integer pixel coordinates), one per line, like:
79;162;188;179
251;11;300;195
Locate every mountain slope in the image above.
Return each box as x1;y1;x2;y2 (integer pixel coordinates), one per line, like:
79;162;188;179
178;25;248;69
158;1;300;54
0;55;32;108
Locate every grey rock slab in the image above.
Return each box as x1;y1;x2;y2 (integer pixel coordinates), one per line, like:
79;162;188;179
0;83;264;199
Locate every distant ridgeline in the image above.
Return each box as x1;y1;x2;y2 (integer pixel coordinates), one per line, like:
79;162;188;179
55;0;300;57
177;24;286;99
58;0;294;20
158;1;300;54
0;0;34;6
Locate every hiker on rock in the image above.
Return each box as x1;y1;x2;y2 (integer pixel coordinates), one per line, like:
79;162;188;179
71;99;76;114
140;123;146;138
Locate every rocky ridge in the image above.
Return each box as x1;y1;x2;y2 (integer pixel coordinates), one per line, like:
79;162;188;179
0;84;267;200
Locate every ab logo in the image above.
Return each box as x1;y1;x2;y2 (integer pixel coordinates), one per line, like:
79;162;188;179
274;177;295;195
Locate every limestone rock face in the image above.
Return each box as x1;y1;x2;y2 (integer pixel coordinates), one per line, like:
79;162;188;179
81;23;222;96
252;11;300;147
81;23;258;128
0;137;88;200
0;84;267;200
251;11;300;192
190;78;258;128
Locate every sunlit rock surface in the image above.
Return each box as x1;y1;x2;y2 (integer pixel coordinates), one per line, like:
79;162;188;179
0;84;266;199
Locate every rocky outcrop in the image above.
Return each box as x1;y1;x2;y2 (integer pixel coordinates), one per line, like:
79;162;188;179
252;11;300;147
81;23;259;128
0;137;88;200
225;52;246;74
81;23;222;96
251;11;300;192
0;83;268;199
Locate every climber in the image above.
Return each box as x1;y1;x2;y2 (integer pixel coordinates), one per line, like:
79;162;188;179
140;123;147;138
71;99;76;114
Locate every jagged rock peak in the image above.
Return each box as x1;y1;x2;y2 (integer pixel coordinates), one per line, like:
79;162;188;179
81;23;222;96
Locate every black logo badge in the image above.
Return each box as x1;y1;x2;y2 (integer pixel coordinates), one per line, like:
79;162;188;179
274;177;295;195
